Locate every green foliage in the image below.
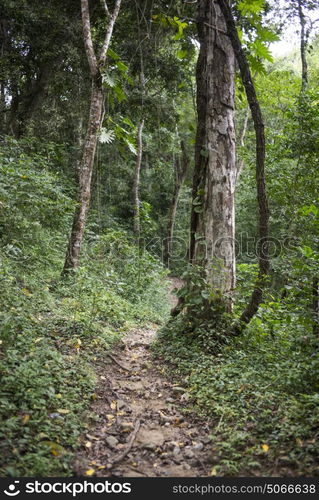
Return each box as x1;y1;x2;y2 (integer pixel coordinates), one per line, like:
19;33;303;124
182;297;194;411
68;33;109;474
161;266;234;354
151;14;188;41
0;139;169;476
154;264;319;476
236;0;279;73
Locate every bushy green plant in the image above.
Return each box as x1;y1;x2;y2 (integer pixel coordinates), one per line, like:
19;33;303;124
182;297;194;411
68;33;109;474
154;264;319;476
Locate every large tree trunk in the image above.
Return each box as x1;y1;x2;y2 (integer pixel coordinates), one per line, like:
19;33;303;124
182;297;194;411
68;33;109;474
164;140;189;267
7;59;59;138
62;0;122;274
20;62;55;132
189;0;236;309
132;119;144;239
218;0;270;331
63;81;104;272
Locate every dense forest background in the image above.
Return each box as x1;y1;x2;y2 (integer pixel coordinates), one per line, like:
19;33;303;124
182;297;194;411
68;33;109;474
0;0;318;477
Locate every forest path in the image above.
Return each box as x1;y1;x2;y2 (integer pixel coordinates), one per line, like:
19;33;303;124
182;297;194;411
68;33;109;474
74;279;214;477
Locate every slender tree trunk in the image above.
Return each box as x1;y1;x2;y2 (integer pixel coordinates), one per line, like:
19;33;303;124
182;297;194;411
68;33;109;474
62;0;122;274
218;0;270;330
313;277;319;336
236;107;249;182
133;119;144;239
189;0;236;309
298;0;308;93
164;140;189;267
63;81;104;272
7;84;20;137
0;81;6;134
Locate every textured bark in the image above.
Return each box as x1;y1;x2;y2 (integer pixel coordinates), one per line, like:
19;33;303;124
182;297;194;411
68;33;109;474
62;0;122;274
164;140;189;267
133;119;144;238
190;0;236;305
218;0;270;330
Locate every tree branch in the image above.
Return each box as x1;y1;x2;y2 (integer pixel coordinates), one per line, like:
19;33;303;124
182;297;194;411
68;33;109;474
100;0;110;17
81;0;98;77
99;0;122;67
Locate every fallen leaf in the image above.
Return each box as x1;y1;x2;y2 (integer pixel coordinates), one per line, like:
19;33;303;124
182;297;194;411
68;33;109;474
41;441;65;457
111;401;117;410
261;444;269;452
21;414;30;425
210;467;217;476
57;409;70;414
85;469;95;476
85;441;92;448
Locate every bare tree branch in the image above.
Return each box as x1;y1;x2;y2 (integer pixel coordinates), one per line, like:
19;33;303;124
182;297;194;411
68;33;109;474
81;0;98;77
101;0;110;17
99;0;122;67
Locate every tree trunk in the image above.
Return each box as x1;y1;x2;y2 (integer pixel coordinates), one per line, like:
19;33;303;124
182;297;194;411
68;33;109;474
313;277;319;336
236;107;249;182
133;119;144;239
164;140;189;267
62;0;122;274
218;0;270;330
190;0;236;308
63;81;104;272
20;62;55;133
298;0;308;93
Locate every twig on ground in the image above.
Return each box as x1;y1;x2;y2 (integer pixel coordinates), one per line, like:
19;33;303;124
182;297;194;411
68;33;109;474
107;353;131;372
111;419;141;465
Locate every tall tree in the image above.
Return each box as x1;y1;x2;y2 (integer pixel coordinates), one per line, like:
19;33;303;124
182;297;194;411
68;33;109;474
189;0;236;312
164;140;189;267
63;0;122;274
132;119;144;239
218;0;270;331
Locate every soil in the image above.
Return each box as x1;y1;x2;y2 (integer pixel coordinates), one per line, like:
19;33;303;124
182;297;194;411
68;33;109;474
74;279;214;477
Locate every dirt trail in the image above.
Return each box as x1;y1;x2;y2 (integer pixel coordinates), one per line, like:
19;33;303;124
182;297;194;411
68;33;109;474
75;280;213;477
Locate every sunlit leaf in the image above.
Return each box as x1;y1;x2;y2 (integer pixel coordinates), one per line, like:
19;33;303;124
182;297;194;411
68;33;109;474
85;469;95;476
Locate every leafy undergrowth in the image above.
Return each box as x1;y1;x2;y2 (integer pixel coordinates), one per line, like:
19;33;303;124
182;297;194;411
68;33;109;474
154;277;319;476
0;138;169;476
